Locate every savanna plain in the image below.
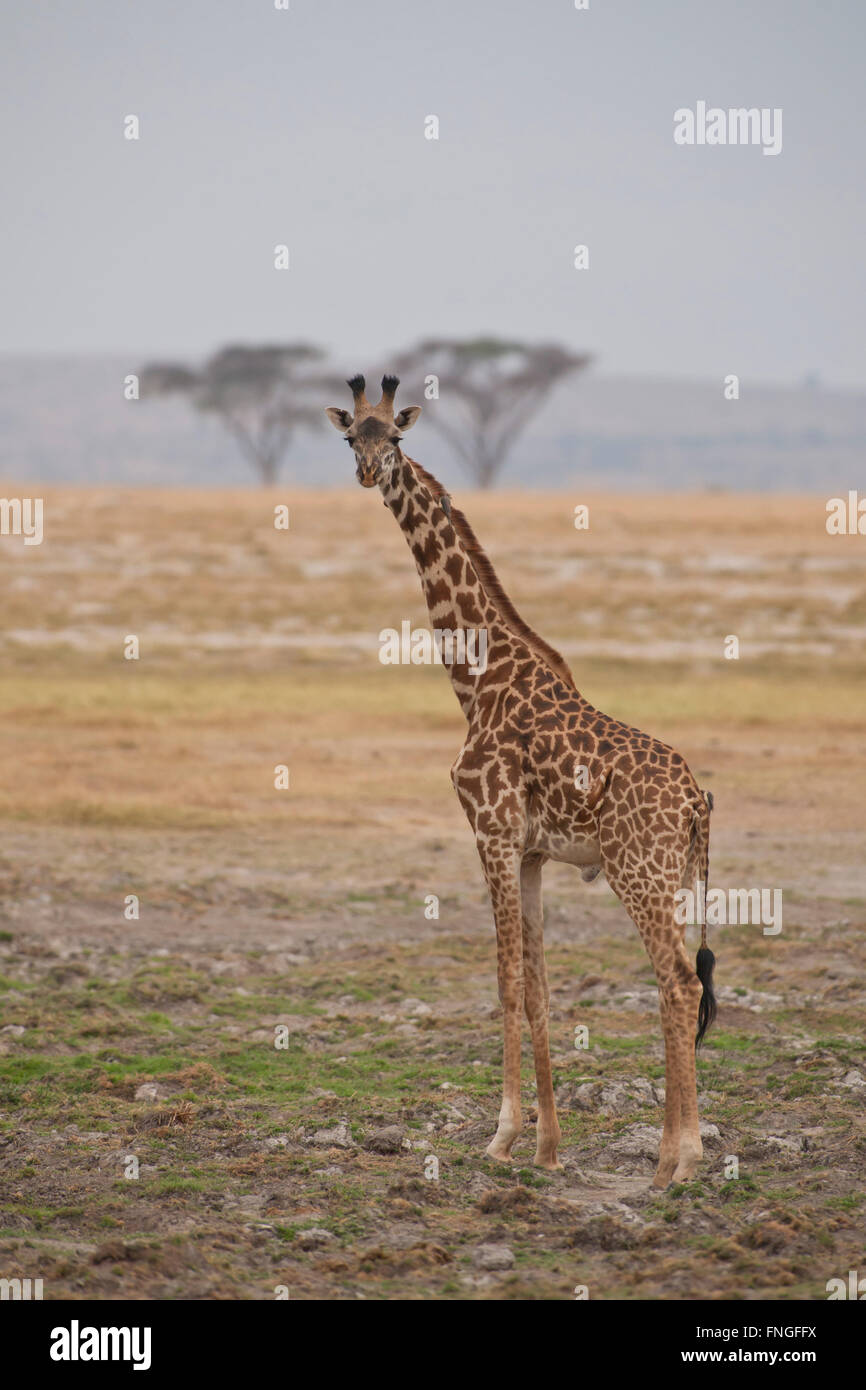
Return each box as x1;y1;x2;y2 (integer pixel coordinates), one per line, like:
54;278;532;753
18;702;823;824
0;486;864;1300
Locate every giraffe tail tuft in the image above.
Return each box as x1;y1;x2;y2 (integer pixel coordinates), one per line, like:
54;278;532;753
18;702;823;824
694;787;717;1047
695;945;717;1047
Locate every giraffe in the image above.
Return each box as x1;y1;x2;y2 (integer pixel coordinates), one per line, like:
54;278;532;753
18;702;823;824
325;374;717;1186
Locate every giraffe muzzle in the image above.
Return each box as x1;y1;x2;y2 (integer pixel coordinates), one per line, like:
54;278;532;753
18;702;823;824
357;463;382;488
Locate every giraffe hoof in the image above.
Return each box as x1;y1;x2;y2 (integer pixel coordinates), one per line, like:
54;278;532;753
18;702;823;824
483;1139;511;1162
651;1159;678;1188
534;1155;564;1172
671;1143;702;1184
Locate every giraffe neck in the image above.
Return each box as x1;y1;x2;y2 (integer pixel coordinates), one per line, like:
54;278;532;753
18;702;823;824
379;455;517;718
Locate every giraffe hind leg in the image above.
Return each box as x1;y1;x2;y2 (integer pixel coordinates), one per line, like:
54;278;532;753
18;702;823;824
645;922;704;1186
602;855;705;1188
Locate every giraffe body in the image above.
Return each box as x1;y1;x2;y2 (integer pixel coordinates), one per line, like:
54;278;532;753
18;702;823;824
326;376;717;1186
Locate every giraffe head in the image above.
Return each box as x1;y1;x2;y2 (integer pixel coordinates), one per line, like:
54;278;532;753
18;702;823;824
325;374;422;487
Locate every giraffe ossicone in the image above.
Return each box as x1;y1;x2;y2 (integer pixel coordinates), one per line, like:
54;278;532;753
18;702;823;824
325;374;718;1185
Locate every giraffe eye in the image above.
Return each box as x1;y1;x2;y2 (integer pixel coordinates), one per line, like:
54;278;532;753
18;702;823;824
390;436;400;445
345;437;355;445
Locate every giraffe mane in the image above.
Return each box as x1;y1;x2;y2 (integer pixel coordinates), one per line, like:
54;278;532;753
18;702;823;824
405;458;577;690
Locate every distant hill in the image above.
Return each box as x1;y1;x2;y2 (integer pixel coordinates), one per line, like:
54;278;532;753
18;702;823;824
1;354;864;491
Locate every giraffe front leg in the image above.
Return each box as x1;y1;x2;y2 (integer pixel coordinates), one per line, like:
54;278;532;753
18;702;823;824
520;855;562;1171
478;839;525;1164
486;992;523;1164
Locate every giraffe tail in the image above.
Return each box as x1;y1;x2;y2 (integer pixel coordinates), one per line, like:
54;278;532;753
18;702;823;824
694;789;717;1048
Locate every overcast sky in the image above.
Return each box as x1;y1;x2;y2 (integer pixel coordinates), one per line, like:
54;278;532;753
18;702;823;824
1;0;864;386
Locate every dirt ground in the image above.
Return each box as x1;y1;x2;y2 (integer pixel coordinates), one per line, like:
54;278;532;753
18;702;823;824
0;486;864;1300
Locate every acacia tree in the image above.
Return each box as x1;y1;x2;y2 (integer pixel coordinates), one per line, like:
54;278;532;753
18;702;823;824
139;343;339;485
387;337;591;488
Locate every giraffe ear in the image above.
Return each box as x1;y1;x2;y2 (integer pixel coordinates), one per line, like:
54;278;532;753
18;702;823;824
325;407;353;431
394;405;421;432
